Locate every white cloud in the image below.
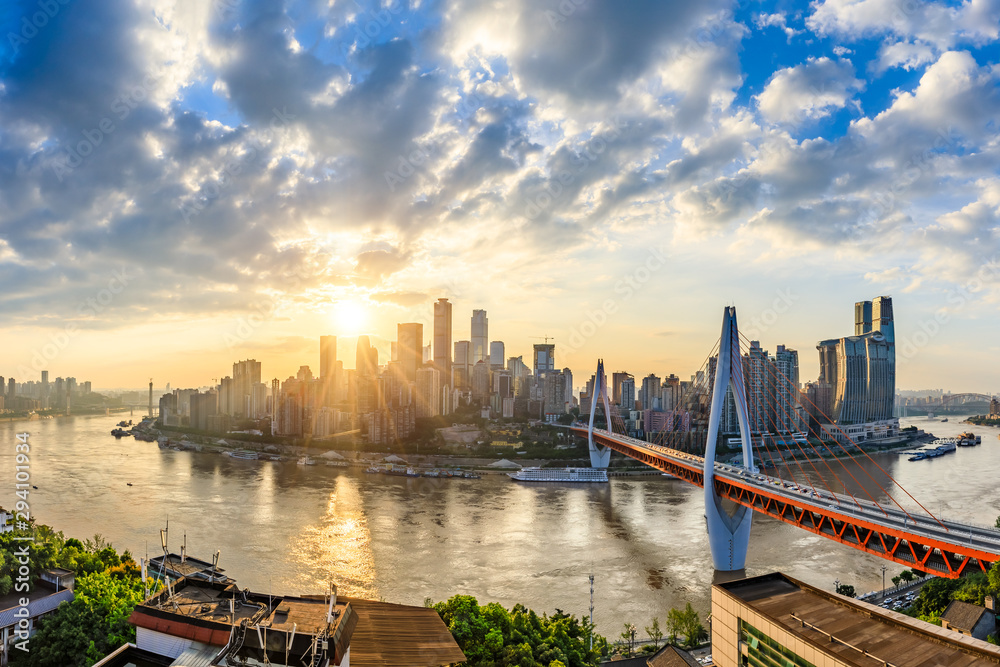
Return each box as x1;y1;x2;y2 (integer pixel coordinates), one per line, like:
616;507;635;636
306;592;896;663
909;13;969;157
874;40;937;73
756;57;863;125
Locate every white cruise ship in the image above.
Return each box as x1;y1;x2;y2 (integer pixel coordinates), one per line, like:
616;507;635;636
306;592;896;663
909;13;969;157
508;467;609;483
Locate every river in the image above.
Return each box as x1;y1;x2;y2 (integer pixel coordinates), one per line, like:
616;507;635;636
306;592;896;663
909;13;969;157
2;413;998;636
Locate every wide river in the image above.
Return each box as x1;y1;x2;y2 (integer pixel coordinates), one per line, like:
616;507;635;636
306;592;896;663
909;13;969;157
3;413;999;636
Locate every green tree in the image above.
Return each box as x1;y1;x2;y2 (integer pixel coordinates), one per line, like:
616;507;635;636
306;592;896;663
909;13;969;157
891;576;901;587
900;570;914;583
835;583;856;598
665;607;683;645
619;623;637;657
645;617;663;648
433;595;606;667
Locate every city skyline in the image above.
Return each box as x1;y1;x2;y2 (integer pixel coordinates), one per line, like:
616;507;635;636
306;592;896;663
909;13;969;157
1;0;998;391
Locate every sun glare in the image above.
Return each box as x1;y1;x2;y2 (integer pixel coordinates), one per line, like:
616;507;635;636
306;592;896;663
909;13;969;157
332;299;368;336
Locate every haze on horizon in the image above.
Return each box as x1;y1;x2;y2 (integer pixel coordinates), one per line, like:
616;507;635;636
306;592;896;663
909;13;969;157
0;0;998;393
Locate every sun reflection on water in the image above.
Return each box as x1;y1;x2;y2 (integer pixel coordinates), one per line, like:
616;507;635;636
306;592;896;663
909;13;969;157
289;475;377;598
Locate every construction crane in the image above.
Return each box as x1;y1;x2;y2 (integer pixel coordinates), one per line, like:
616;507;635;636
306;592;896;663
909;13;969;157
530;336;555;345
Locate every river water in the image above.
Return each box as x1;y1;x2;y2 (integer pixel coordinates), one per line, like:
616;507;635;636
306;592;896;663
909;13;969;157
2;413;998;636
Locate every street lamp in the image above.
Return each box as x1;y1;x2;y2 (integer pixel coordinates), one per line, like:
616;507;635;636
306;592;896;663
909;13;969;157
834;579;840;595
880;565;888;597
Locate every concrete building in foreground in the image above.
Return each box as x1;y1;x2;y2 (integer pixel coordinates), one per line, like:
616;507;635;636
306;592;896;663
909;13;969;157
713;572;1000;667
95;567;465;667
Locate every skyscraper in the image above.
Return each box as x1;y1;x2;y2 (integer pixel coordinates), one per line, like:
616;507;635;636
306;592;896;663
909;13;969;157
817;296;896;425
433;298;452;376
471;309;488;363
639;373;661;411
397;323;423;383
454;340;472;387
320;335;338;407
743;341;774;434
489;341;505;370
356;335;378;377
533;344;554;376
233;359;261;417
415;367;441;418
773;345;801;432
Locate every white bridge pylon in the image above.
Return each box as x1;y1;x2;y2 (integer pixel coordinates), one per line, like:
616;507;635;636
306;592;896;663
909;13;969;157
704;306;756;571
586;359;613;469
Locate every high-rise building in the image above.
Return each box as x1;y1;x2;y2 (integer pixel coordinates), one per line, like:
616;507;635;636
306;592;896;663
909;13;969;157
639;374;661;411
533;344;555;376
471;310;488;363
7;378;15;400
190;391;218;431
415;367;441;419
489;341;505;370
471;360;490;400
433;298;452;376
397;323;423;383
356;336;378;377
541;370;568;417
493;369;514;399
320;336;338;405
270;378;280;416
817;296;895;425
743;341;774;434
454;340;472;387
508;356;529;398
562;367;573;406
250;382;268;419
773;345;802;432
233;359;261;417
620;375;636;410
611;371;630;406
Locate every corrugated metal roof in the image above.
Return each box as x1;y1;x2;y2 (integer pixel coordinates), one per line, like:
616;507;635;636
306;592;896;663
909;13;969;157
169;644;219;667
0;589;73;627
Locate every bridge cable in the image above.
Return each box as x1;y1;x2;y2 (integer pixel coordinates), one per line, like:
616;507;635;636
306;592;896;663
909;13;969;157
737;331;939;529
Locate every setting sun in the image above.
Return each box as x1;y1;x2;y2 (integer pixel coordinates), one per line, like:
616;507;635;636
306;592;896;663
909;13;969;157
331;299;368;336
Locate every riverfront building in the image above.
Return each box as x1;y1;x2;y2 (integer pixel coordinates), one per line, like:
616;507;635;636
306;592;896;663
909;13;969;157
712;572;1000;667
94;571;465;667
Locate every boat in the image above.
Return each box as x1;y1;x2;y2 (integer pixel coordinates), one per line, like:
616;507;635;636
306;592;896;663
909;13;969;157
908;453;928;461
111;428;130;438
226;450;259;460
508;467;609;483
365;466;383;474
126;482;133;487
383;464;409;476
423;470;440;478
297;456;315;466
957;432;980;446
941;418;949;422
405;468;421;478
461;471;481;479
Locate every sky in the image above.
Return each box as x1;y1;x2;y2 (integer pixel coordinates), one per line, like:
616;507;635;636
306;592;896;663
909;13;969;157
0;0;998;393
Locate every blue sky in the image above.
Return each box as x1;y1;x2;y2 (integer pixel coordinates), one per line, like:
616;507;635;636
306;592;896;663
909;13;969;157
0;0;998;391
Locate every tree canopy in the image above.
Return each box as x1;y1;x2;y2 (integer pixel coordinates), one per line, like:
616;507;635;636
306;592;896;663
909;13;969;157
433;595;608;667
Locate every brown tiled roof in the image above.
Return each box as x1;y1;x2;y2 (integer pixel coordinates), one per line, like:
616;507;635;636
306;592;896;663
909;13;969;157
647;645;700;667
343;597;467;667
944;600;992;633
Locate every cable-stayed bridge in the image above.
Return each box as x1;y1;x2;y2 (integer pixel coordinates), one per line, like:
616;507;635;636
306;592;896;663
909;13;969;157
570;307;1000;577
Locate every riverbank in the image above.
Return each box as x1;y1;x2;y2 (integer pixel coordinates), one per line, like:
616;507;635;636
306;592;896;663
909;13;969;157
0;406;132;424
966;416;1000;427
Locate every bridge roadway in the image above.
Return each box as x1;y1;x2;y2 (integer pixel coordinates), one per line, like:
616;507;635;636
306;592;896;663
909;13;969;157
569;425;1000;578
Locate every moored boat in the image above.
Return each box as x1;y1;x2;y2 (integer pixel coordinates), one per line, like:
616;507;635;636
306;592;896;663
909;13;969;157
508;467;609;483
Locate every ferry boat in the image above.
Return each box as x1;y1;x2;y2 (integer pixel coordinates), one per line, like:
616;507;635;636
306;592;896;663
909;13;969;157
226;450;259;460
508;467;609;483
405;468;421;478
957;432;981;446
